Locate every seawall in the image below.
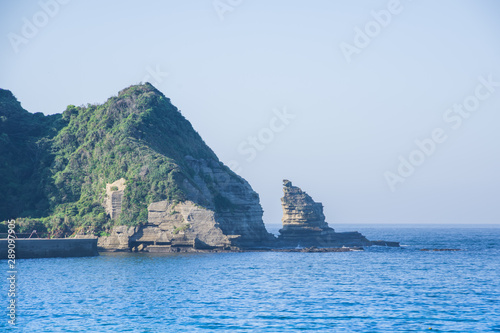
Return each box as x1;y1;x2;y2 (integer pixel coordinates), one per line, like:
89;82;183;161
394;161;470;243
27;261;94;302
0;239;99;259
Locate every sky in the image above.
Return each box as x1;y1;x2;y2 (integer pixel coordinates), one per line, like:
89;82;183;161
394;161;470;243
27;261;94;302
1;0;499;226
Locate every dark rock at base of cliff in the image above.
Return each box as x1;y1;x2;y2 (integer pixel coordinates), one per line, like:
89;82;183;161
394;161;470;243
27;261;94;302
278;228;372;248
371;240;400;247
103;245;365;254
272;247;364;252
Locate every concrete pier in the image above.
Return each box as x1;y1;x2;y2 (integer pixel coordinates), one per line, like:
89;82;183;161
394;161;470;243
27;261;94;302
0;238;99;259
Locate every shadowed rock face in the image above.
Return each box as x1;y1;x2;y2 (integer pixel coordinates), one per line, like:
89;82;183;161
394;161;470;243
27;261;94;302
278;180;371;248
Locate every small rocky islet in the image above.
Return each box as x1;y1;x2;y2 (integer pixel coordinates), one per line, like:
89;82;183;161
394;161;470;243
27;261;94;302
0;84;399;254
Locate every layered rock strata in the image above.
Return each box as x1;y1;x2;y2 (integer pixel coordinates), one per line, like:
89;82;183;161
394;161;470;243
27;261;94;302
181;156;275;248
278;180;372;247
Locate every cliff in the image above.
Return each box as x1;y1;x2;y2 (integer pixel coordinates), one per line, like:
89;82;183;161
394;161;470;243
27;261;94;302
0;84;274;249
278;180;373;247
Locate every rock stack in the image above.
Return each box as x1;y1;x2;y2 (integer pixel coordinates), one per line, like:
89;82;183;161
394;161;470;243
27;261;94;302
279;179;332;235
278;180;371;247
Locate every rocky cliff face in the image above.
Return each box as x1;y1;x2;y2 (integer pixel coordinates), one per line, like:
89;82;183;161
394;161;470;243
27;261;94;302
278;180;371;247
180;156;274;247
98;200;235;251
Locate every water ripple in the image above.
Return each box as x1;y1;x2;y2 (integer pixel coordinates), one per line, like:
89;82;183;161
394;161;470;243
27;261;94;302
1;226;499;332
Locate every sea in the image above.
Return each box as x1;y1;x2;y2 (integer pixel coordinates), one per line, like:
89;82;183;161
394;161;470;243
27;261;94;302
1;224;499;332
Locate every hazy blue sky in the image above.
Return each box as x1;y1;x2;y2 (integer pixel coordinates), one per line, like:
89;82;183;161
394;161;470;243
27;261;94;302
1;0;499;225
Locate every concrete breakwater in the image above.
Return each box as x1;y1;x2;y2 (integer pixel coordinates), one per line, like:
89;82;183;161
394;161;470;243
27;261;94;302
0;238;99;259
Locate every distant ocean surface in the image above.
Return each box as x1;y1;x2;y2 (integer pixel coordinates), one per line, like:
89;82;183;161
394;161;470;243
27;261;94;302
2;225;499;332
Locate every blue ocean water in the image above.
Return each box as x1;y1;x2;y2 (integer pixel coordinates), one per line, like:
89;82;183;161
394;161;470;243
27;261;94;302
2;225;500;332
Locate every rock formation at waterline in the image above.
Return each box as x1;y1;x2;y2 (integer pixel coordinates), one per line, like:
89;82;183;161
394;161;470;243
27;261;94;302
278;180;373;247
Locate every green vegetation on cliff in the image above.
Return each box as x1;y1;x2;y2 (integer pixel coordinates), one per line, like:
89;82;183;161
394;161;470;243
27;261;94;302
0;84;234;237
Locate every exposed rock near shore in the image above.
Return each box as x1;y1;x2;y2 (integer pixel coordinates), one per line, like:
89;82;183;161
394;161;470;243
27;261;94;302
135;200;234;250
278;180;372;248
271;247;363;253
142;246;365;253
98;225;138;251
